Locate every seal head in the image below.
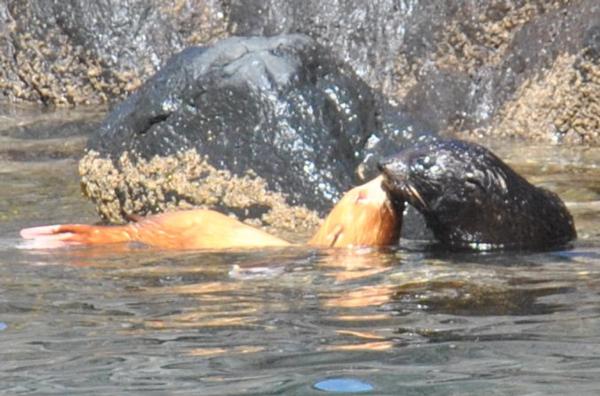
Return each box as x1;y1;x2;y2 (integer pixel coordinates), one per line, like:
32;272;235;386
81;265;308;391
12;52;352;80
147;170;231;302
378;139;576;250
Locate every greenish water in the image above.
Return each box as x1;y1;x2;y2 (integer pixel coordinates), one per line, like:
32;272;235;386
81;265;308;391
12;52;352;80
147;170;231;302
1;108;600;395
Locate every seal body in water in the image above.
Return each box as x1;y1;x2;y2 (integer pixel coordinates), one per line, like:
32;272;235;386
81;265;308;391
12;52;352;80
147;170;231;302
20;176;402;250
378;139;576;251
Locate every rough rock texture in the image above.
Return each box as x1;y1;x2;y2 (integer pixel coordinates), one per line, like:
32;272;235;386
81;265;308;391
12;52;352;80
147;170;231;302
0;0;226;105
478;55;600;144
2;0;599;143
81;35;428;231
79;150;321;240
228;0;600;143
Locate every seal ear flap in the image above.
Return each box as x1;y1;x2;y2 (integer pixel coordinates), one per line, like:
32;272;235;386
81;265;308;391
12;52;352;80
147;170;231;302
464;175;484;190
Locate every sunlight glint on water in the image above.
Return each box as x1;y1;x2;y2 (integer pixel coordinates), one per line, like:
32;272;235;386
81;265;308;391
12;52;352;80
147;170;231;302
1;116;600;394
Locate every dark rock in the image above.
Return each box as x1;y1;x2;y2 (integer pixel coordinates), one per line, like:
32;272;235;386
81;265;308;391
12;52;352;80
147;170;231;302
0;0;226;105
83;34;430;227
228;0;600;142
228;0;422;100
3;0;600;143
583;25;600;62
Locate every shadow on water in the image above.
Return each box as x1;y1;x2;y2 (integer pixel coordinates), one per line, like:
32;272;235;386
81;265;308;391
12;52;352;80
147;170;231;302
2;108;600;394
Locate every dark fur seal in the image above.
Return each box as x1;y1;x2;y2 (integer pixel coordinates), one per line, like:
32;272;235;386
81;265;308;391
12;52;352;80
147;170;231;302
378;139;576;251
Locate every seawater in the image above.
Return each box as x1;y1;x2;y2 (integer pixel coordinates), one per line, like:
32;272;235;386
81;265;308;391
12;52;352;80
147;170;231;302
1;109;600;395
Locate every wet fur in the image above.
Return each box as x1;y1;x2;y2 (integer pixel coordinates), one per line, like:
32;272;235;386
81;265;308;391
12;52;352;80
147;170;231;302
21;177;402;250
379;139;576;250
308;176;403;247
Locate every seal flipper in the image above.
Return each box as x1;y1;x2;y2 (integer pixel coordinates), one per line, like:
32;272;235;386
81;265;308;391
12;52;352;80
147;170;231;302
19;224;134;249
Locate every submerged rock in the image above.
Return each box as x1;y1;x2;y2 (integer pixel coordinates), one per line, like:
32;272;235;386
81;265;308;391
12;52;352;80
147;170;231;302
81;34;428;234
0;105;103;162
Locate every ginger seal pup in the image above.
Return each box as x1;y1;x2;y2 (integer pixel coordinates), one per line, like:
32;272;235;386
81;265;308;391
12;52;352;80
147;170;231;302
308;176;403;247
20;176;403;250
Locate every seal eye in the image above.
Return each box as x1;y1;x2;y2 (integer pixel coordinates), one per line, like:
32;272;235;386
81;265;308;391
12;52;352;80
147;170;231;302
412;155;434;172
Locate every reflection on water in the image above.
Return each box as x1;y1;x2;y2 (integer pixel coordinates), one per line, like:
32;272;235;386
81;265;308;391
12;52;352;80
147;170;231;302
2;108;600;394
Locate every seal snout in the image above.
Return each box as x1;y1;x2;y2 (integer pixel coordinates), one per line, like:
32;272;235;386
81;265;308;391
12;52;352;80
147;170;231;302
378;152;431;212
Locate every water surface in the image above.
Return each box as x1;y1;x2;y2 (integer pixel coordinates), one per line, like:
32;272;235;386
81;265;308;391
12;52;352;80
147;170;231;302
2;109;600;395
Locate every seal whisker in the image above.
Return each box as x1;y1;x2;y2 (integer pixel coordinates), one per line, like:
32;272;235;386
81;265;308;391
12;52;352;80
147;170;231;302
406;183;428;210
380;138;576;251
